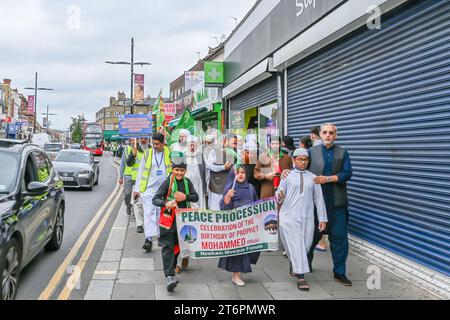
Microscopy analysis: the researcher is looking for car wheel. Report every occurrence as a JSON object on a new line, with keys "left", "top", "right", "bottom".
{"left": 1, "top": 238, "right": 21, "bottom": 300}
{"left": 94, "top": 169, "right": 99, "bottom": 185}
{"left": 45, "top": 206, "right": 64, "bottom": 251}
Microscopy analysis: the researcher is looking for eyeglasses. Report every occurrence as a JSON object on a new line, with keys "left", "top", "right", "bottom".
{"left": 322, "top": 131, "right": 335, "bottom": 135}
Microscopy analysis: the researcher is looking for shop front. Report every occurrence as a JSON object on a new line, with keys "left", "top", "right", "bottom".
{"left": 222, "top": 0, "right": 450, "bottom": 294}
{"left": 226, "top": 75, "right": 280, "bottom": 148}
{"left": 103, "top": 130, "right": 120, "bottom": 142}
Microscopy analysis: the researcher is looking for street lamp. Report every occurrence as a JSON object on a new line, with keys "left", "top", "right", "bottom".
{"left": 24, "top": 72, "right": 54, "bottom": 134}
{"left": 41, "top": 105, "right": 57, "bottom": 130}
{"left": 105, "top": 37, "right": 151, "bottom": 114}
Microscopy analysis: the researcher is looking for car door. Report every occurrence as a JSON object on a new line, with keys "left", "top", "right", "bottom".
{"left": 18, "top": 151, "right": 44, "bottom": 263}
{"left": 26, "top": 151, "right": 53, "bottom": 255}
{"left": 90, "top": 154, "right": 97, "bottom": 181}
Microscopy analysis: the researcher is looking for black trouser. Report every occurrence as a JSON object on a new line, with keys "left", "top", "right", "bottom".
{"left": 307, "top": 209, "right": 326, "bottom": 271}
{"left": 159, "top": 223, "right": 180, "bottom": 277}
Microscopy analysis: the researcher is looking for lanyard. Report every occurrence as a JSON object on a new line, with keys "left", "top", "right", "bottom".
{"left": 154, "top": 149, "right": 164, "bottom": 169}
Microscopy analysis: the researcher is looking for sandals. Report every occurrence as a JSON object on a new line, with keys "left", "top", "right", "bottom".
{"left": 297, "top": 279, "right": 310, "bottom": 291}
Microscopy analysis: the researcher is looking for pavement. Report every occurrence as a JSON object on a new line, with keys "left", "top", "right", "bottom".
{"left": 83, "top": 202, "right": 440, "bottom": 300}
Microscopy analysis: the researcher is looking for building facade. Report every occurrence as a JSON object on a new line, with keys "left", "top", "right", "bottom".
{"left": 222, "top": 0, "right": 450, "bottom": 296}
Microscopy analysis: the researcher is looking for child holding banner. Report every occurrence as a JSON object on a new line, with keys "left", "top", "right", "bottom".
{"left": 152, "top": 154, "right": 199, "bottom": 292}
{"left": 276, "top": 148, "right": 328, "bottom": 291}
{"left": 218, "top": 165, "right": 260, "bottom": 287}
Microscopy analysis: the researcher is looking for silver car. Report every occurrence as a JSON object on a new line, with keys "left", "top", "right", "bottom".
{"left": 53, "top": 150, "right": 99, "bottom": 190}
{"left": 43, "top": 142, "right": 66, "bottom": 161}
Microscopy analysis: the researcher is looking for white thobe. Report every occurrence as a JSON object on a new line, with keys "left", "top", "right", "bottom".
{"left": 276, "top": 169, "right": 328, "bottom": 275}
{"left": 185, "top": 152, "right": 206, "bottom": 210}
{"left": 171, "top": 142, "right": 188, "bottom": 154}
{"left": 206, "top": 149, "right": 227, "bottom": 210}
{"left": 135, "top": 150, "right": 167, "bottom": 239}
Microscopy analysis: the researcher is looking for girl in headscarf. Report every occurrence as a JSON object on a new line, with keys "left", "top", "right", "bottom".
{"left": 218, "top": 165, "right": 260, "bottom": 287}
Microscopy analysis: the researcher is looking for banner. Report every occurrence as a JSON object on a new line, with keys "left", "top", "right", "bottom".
{"left": 119, "top": 114, "right": 152, "bottom": 138}
{"left": 163, "top": 103, "right": 177, "bottom": 122}
{"left": 134, "top": 74, "right": 144, "bottom": 102}
{"left": 176, "top": 198, "right": 279, "bottom": 258}
{"left": 184, "top": 71, "right": 204, "bottom": 91}
{"left": 27, "top": 95, "right": 35, "bottom": 114}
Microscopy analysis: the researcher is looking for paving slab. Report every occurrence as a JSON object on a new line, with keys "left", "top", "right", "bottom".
{"left": 92, "top": 261, "right": 120, "bottom": 280}
{"left": 100, "top": 250, "right": 122, "bottom": 262}
{"left": 263, "top": 281, "right": 334, "bottom": 300}
{"left": 236, "top": 283, "right": 273, "bottom": 300}
{"left": 112, "top": 283, "right": 155, "bottom": 300}
{"left": 84, "top": 280, "right": 114, "bottom": 300}
{"left": 120, "top": 258, "right": 155, "bottom": 271}
{"left": 116, "top": 270, "right": 166, "bottom": 285}
{"left": 155, "top": 284, "right": 213, "bottom": 300}
{"left": 208, "top": 283, "right": 240, "bottom": 300}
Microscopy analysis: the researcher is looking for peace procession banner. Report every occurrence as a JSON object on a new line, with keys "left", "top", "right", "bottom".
{"left": 176, "top": 198, "right": 279, "bottom": 259}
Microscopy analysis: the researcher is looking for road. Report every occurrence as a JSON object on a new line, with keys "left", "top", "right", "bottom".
{"left": 16, "top": 153, "right": 122, "bottom": 300}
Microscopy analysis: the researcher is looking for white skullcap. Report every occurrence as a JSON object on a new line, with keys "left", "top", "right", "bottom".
{"left": 243, "top": 142, "right": 257, "bottom": 151}
{"left": 179, "top": 129, "right": 190, "bottom": 136}
{"left": 205, "top": 134, "right": 215, "bottom": 142}
{"left": 187, "top": 135, "right": 198, "bottom": 144}
{"left": 293, "top": 148, "right": 309, "bottom": 158}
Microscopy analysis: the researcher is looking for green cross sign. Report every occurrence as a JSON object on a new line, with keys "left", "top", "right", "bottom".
{"left": 204, "top": 61, "right": 224, "bottom": 87}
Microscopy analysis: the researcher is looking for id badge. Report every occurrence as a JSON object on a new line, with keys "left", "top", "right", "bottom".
{"left": 156, "top": 170, "right": 163, "bottom": 176}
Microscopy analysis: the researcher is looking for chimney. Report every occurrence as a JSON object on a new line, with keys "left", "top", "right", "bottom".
{"left": 3, "top": 79, "right": 11, "bottom": 86}
{"left": 109, "top": 96, "right": 116, "bottom": 106}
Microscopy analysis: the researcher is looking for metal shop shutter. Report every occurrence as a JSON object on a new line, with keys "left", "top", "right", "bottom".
{"left": 229, "top": 76, "right": 278, "bottom": 111}
{"left": 286, "top": 0, "right": 450, "bottom": 275}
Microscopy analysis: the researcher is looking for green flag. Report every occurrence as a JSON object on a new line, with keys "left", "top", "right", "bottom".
{"left": 171, "top": 109, "right": 195, "bottom": 144}
{"left": 152, "top": 89, "right": 162, "bottom": 114}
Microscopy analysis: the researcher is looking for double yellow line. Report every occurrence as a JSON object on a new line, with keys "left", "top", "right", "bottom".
{"left": 38, "top": 159, "right": 122, "bottom": 300}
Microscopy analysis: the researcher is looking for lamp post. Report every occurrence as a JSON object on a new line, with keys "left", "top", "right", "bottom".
{"left": 105, "top": 37, "right": 151, "bottom": 114}
{"left": 42, "top": 105, "right": 57, "bottom": 131}
{"left": 24, "top": 72, "right": 54, "bottom": 134}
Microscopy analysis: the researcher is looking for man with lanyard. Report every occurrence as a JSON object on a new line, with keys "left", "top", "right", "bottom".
{"left": 125, "top": 137, "right": 149, "bottom": 233}
{"left": 134, "top": 133, "right": 172, "bottom": 252}
{"left": 119, "top": 139, "right": 135, "bottom": 216}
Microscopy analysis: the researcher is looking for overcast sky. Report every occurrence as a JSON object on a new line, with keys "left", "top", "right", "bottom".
{"left": 0, "top": 0, "right": 255, "bottom": 130}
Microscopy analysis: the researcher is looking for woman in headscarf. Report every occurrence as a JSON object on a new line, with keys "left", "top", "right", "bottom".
{"left": 218, "top": 165, "right": 260, "bottom": 287}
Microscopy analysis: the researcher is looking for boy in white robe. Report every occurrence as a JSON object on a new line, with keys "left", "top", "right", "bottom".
{"left": 276, "top": 148, "right": 328, "bottom": 291}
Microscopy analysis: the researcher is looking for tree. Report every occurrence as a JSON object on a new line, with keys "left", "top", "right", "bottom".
{"left": 70, "top": 115, "right": 85, "bottom": 144}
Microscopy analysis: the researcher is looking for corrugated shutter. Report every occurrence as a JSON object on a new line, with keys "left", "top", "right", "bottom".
{"left": 229, "top": 76, "right": 278, "bottom": 111}
{"left": 287, "top": 0, "right": 450, "bottom": 276}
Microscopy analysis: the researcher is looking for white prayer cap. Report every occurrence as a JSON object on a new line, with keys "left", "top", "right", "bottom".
{"left": 293, "top": 148, "right": 309, "bottom": 158}
{"left": 243, "top": 142, "right": 257, "bottom": 151}
{"left": 187, "top": 135, "right": 198, "bottom": 144}
{"left": 180, "top": 129, "right": 190, "bottom": 137}
{"left": 205, "top": 134, "right": 215, "bottom": 142}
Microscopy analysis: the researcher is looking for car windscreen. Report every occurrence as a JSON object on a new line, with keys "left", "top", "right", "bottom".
{"left": 44, "top": 144, "right": 62, "bottom": 152}
{"left": 0, "top": 153, "right": 19, "bottom": 193}
{"left": 55, "top": 152, "right": 90, "bottom": 163}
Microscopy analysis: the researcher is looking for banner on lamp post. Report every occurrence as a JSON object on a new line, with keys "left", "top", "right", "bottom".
{"left": 134, "top": 74, "right": 144, "bottom": 102}
{"left": 27, "top": 96, "right": 35, "bottom": 114}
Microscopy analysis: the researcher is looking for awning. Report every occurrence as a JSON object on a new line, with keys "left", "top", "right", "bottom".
{"left": 103, "top": 130, "right": 120, "bottom": 140}
{"left": 168, "top": 107, "right": 209, "bottom": 127}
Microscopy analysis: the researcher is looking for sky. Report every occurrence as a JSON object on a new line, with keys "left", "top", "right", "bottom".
{"left": 0, "top": 0, "right": 256, "bottom": 130}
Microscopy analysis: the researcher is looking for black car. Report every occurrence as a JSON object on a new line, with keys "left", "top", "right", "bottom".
{"left": 53, "top": 150, "right": 99, "bottom": 190}
{"left": 0, "top": 139, "right": 65, "bottom": 300}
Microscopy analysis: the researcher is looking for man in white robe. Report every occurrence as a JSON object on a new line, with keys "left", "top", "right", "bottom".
{"left": 171, "top": 129, "right": 190, "bottom": 153}
{"left": 276, "top": 148, "right": 327, "bottom": 291}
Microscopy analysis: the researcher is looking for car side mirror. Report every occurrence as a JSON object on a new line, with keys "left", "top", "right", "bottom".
{"left": 24, "top": 181, "right": 48, "bottom": 196}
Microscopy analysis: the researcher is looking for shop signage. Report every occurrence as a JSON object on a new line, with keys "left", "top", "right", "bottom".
{"left": 224, "top": 0, "right": 345, "bottom": 83}
{"left": 230, "top": 110, "right": 244, "bottom": 129}
{"left": 185, "top": 71, "right": 204, "bottom": 91}
{"left": 205, "top": 62, "right": 224, "bottom": 87}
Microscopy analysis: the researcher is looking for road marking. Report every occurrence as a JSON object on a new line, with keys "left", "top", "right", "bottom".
{"left": 57, "top": 186, "right": 122, "bottom": 300}
{"left": 94, "top": 271, "right": 117, "bottom": 275}
{"left": 38, "top": 155, "right": 121, "bottom": 300}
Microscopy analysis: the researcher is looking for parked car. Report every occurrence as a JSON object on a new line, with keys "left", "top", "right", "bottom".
{"left": 52, "top": 150, "right": 99, "bottom": 190}
{"left": 0, "top": 139, "right": 65, "bottom": 300}
{"left": 43, "top": 142, "right": 66, "bottom": 161}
